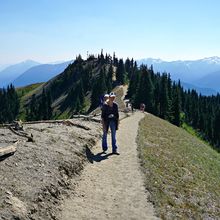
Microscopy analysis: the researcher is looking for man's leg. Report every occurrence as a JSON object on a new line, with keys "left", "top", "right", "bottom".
{"left": 102, "top": 130, "right": 108, "bottom": 151}
{"left": 110, "top": 121, "right": 117, "bottom": 153}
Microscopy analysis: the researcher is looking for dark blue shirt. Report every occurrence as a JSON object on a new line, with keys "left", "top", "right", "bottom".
{"left": 101, "top": 102, "right": 119, "bottom": 122}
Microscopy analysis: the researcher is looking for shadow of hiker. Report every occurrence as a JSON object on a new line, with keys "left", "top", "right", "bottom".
{"left": 85, "top": 146, "right": 113, "bottom": 163}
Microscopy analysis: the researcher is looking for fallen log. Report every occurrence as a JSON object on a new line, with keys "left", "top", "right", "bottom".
{"left": 0, "top": 123, "right": 13, "bottom": 128}
{"left": 23, "top": 120, "right": 91, "bottom": 130}
{"left": 0, "top": 143, "right": 17, "bottom": 158}
{"left": 23, "top": 120, "right": 59, "bottom": 124}
{"left": 8, "top": 126, "right": 34, "bottom": 142}
{"left": 0, "top": 120, "right": 24, "bottom": 129}
{"left": 61, "top": 120, "right": 91, "bottom": 130}
{"left": 71, "top": 115, "right": 101, "bottom": 123}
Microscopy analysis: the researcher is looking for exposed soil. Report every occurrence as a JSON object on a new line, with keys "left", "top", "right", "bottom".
{"left": 0, "top": 119, "right": 101, "bottom": 220}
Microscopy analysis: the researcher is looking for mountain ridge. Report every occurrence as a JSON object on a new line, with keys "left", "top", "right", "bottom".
{"left": 12, "top": 61, "right": 72, "bottom": 87}
{"left": 0, "top": 60, "right": 40, "bottom": 87}
{"left": 194, "top": 70, "right": 220, "bottom": 91}
{"left": 138, "top": 56, "right": 220, "bottom": 63}
{"left": 137, "top": 56, "right": 220, "bottom": 93}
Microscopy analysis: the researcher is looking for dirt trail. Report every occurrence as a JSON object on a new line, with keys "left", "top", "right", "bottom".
{"left": 61, "top": 111, "right": 159, "bottom": 220}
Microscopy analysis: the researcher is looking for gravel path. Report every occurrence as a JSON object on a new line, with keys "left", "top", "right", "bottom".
{"left": 61, "top": 111, "right": 159, "bottom": 220}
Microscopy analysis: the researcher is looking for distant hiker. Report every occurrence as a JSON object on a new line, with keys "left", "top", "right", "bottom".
{"left": 140, "top": 103, "right": 145, "bottom": 113}
{"left": 101, "top": 92, "right": 119, "bottom": 154}
{"left": 126, "top": 100, "right": 129, "bottom": 108}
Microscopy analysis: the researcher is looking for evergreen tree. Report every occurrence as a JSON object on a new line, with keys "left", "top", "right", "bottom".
{"left": 39, "top": 88, "right": 47, "bottom": 120}
{"left": 116, "top": 59, "right": 125, "bottom": 84}
{"left": 106, "top": 65, "right": 113, "bottom": 92}
{"left": 61, "top": 79, "right": 85, "bottom": 113}
{"left": 153, "top": 80, "right": 160, "bottom": 116}
{"left": 172, "top": 84, "right": 181, "bottom": 126}
{"left": 133, "top": 65, "right": 154, "bottom": 112}
{"left": 213, "top": 108, "right": 220, "bottom": 146}
{"left": 99, "top": 49, "right": 105, "bottom": 64}
{"left": 90, "top": 68, "right": 107, "bottom": 109}
{"left": 0, "top": 85, "right": 19, "bottom": 123}
{"left": 159, "top": 73, "right": 170, "bottom": 119}
{"left": 27, "top": 94, "right": 38, "bottom": 121}
{"left": 167, "top": 74, "right": 172, "bottom": 101}
{"left": 190, "top": 90, "right": 199, "bottom": 127}
{"left": 113, "top": 52, "right": 118, "bottom": 66}
{"left": 46, "top": 90, "right": 52, "bottom": 119}
{"left": 125, "top": 58, "right": 132, "bottom": 79}
{"left": 127, "top": 62, "right": 138, "bottom": 99}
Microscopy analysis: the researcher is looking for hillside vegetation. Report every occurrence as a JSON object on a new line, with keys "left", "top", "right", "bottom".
{"left": 16, "top": 83, "right": 44, "bottom": 99}
{"left": 16, "top": 83, "right": 44, "bottom": 120}
{"left": 137, "top": 113, "right": 220, "bottom": 219}
{"left": 20, "top": 53, "right": 124, "bottom": 120}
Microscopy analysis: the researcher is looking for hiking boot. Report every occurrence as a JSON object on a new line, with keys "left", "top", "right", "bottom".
{"left": 112, "top": 150, "right": 120, "bottom": 155}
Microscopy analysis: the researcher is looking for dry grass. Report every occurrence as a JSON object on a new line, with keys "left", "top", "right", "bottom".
{"left": 137, "top": 113, "right": 220, "bottom": 220}
{"left": 17, "top": 83, "right": 45, "bottom": 120}
{"left": 16, "top": 83, "right": 44, "bottom": 99}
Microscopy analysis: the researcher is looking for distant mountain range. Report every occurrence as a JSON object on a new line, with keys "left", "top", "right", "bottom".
{"left": 0, "top": 60, "right": 72, "bottom": 88}
{"left": 0, "top": 60, "right": 40, "bottom": 87}
{"left": 12, "top": 61, "right": 72, "bottom": 87}
{"left": 181, "top": 82, "right": 218, "bottom": 96}
{"left": 195, "top": 70, "right": 220, "bottom": 92}
{"left": 0, "top": 64, "right": 11, "bottom": 72}
{"left": 137, "top": 56, "right": 220, "bottom": 94}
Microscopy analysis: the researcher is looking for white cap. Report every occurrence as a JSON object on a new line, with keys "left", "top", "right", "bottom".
{"left": 109, "top": 92, "right": 116, "bottom": 97}
{"left": 104, "top": 94, "right": 109, "bottom": 98}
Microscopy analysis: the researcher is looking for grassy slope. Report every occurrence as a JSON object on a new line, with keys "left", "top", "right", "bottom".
{"left": 16, "top": 83, "right": 44, "bottom": 120}
{"left": 137, "top": 113, "right": 220, "bottom": 219}
{"left": 16, "top": 82, "right": 44, "bottom": 99}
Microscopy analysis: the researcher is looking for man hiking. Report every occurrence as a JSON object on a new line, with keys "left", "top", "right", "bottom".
{"left": 101, "top": 92, "right": 119, "bottom": 154}
{"left": 100, "top": 94, "right": 109, "bottom": 109}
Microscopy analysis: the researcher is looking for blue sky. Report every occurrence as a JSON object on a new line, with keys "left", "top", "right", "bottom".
{"left": 0, "top": 0, "right": 220, "bottom": 64}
